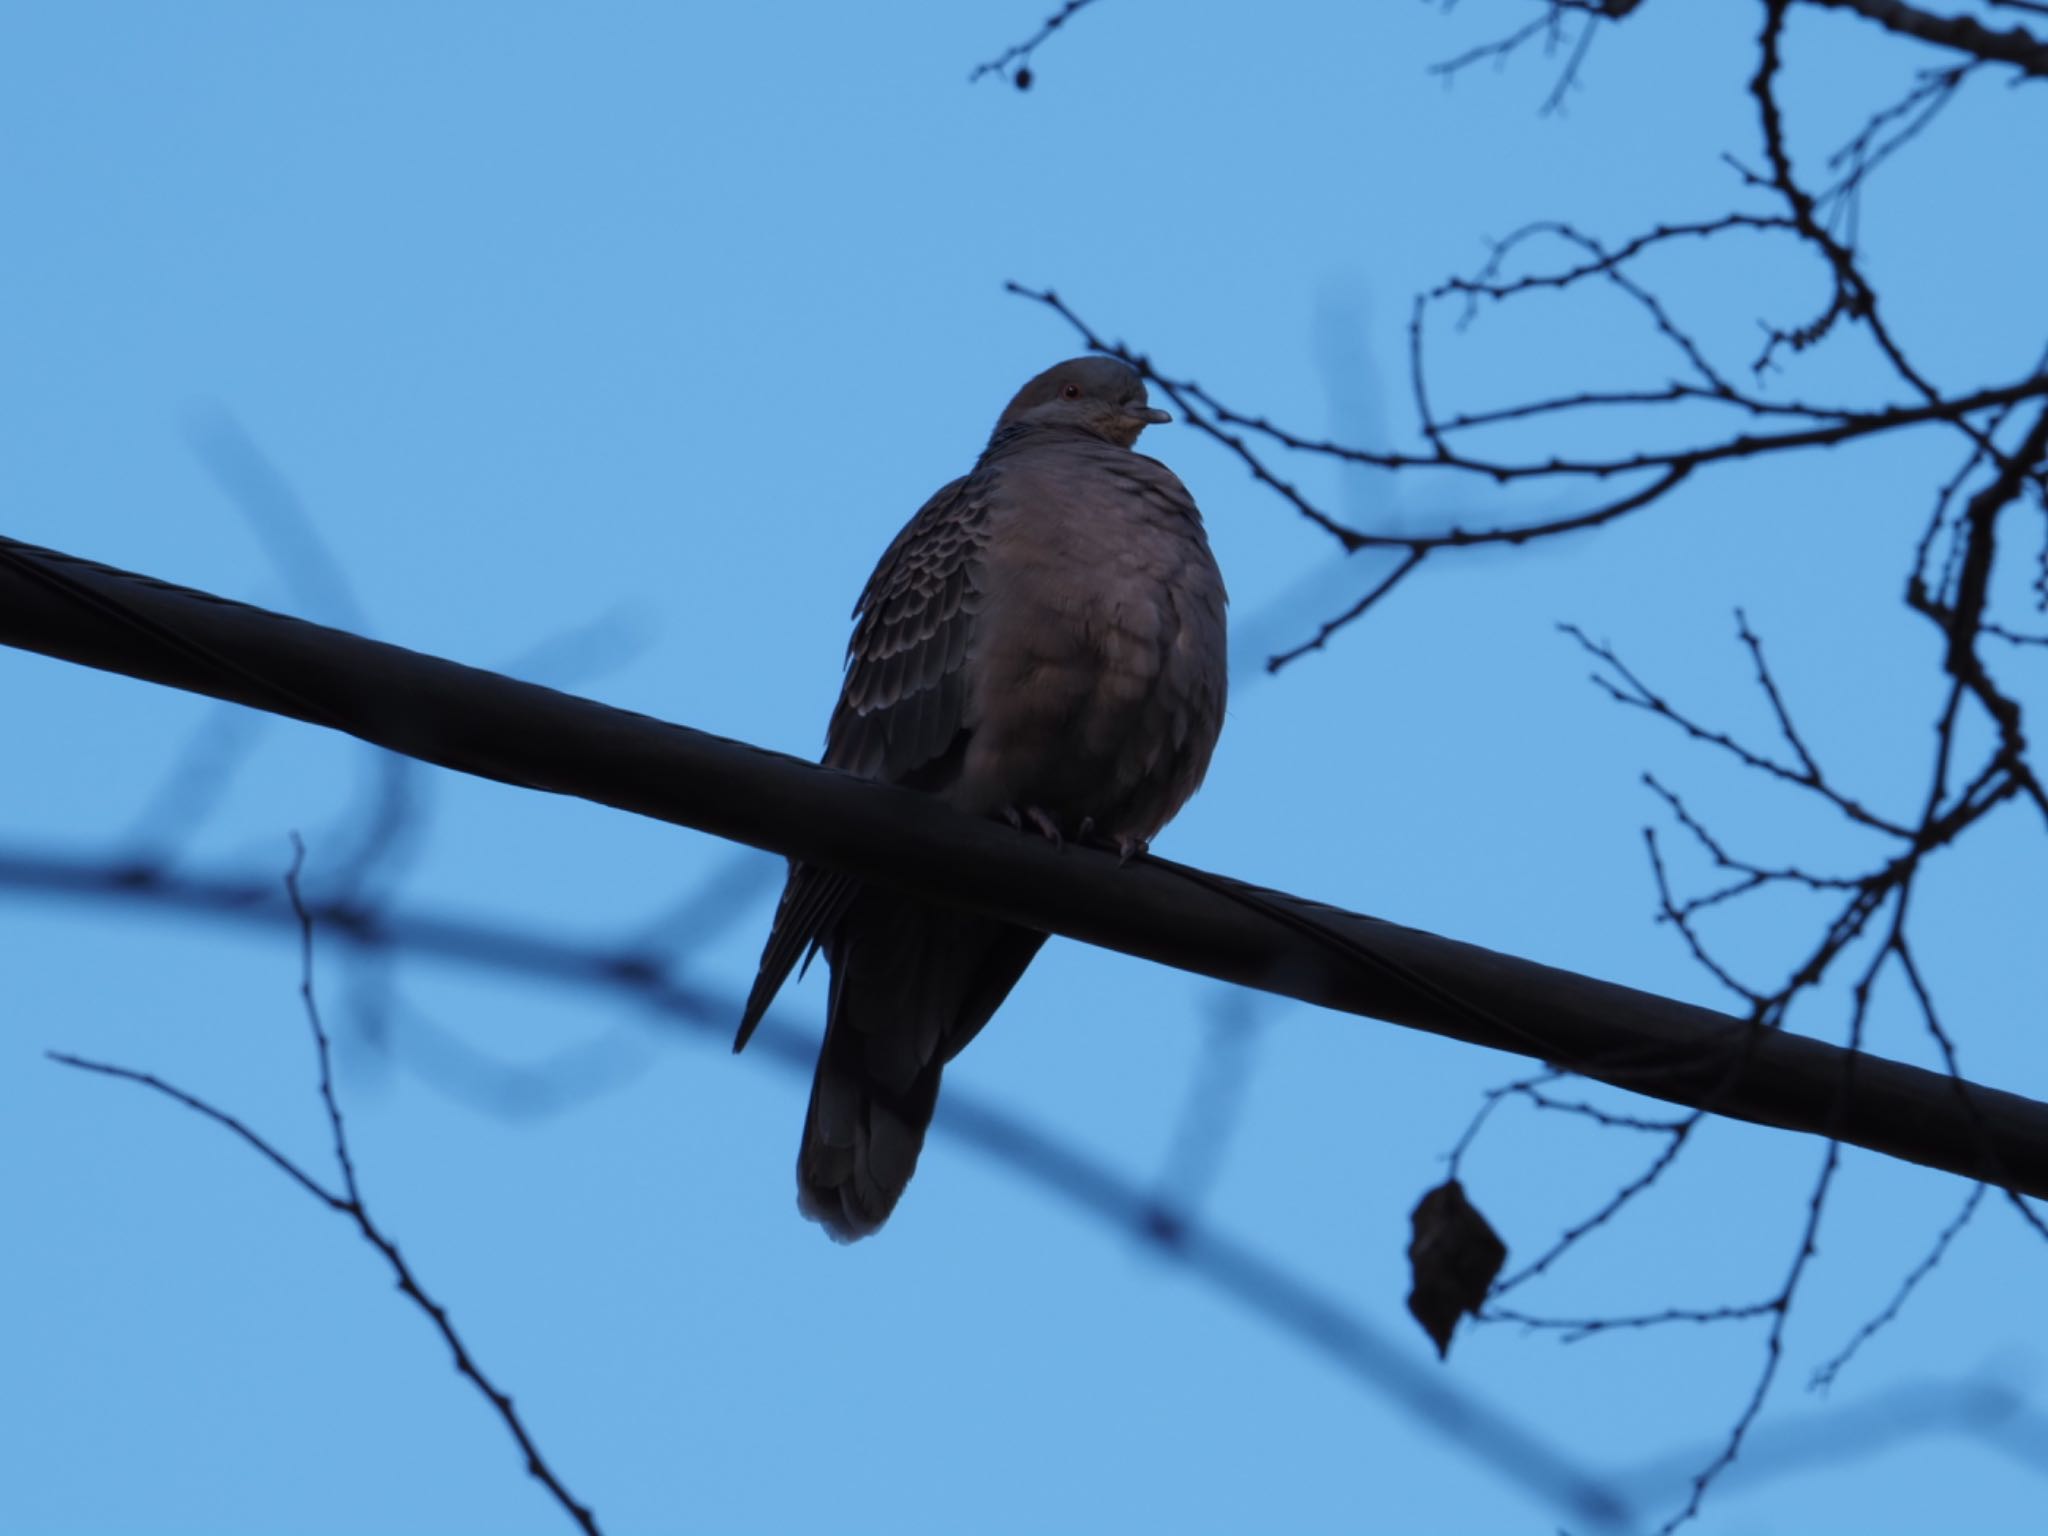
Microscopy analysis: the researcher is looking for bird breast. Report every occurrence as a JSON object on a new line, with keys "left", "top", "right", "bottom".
{"left": 951, "top": 442, "right": 1227, "bottom": 840}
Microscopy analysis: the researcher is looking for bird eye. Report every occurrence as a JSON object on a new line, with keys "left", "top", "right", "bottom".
{"left": 1060, "top": 383, "right": 1082, "bottom": 400}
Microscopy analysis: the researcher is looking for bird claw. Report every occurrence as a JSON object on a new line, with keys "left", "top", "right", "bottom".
{"left": 1003, "top": 809, "right": 1144, "bottom": 863}
{"left": 1074, "top": 815, "right": 1148, "bottom": 864}
{"left": 1004, "top": 804, "right": 1066, "bottom": 850}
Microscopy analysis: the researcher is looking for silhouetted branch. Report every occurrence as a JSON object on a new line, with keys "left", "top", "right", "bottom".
{"left": 1431, "top": 0, "right": 1643, "bottom": 111}
{"left": 1013, "top": 284, "right": 2048, "bottom": 503}
{"left": 14, "top": 840, "right": 1632, "bottom": 1530}
{"left": 1611, "top": 1368, "right": 2048, "bottom": 1503}
{"left": 1006, "top": 283, "right": 2047, "bottom": 672}
{"left": 49, "top": 840, "right": 600, "bottom": 1536}
{"left": 1490, "top": 1115, "right": 1700, "bottom": 1298}
{"left": 1811, "top": 1181, "right": 1986, "bottom": 1392}
{"left": 1803, "top": 0, "right": 2048, "bottom": 75}
{"left": 1563, "top": 620, "right": 1909, "bottom": 836}
{"left": 990, "top": 4, "right": 2048, "bottom": 1529}
{"left": 1264, "top": 550, "right": 1427, "bottom": 672}
{"left": 1818, "top": 61, "right": 1977, "bottom": 233}
{"left": 969, "top": 0, "right": 1104, "bottom": 88}
{"left": 1539, "top": 496, "right": 2042, "bottom": 1528}
{"left": 1466, "top": 498, "right": 2039, "bottom": 1530}
{"left": 1447, "top": 1071, "right": 1690, "bottom": 1177}
{"left": 1491, "top": 1298, "right": 1778, "bottom": 1342}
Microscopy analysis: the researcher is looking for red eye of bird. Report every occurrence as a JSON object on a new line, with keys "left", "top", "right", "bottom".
{"left": 1061, "top": 383, "right": 1081, "bottom": 399}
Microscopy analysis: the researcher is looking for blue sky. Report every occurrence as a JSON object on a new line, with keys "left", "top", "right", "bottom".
{"left": 4, "top": 3, "right": 2046, "bottom": 1532}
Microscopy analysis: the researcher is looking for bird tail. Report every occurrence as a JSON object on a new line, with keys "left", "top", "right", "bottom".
{"left": 797, "top": 893, "right": 1045, "bottom": 1242}
{"left": 797, "top": 987, "right": 944, "bottom": 1242}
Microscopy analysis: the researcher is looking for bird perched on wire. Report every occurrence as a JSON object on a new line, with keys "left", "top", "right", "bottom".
{"left": 735, "top": 355, "right": 1228, "bottom": 1241}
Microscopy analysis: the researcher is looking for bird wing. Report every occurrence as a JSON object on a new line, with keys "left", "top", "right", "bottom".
{"left": 734, "top": 474, "right": 989, "bottom": 1050}
{"left": 825, "top": 474, "right": 986, "bottom": 783}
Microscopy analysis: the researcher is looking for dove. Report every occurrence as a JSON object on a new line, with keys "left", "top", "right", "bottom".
{"left": 735, "top": 355, "right": 1228, "bottom": 1240}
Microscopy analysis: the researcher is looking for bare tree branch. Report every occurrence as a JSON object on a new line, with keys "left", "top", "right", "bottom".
{"left": 1802, "top": 0, "right": 2048, "bottom": 75}
{"left": 49, "top": 839, "right": 600, "bottom": 1536}
{"left": 1809, "top": 1181, "right": 1986, "bottom": 1392}
{"left": 979, "top": 4, "right": 2048, "bottom": 1528}
{"left": 17, "top": 841, "right": 1635, "bottom": 1531}
{"left": 969, "top": 0, "right": 1105, "bottom": 87}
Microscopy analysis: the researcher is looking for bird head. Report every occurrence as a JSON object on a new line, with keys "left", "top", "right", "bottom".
{"left": 993, "top": 355, "right": 1173, "bottom": 449}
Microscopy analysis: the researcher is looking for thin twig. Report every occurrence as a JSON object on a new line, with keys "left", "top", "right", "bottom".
{"left": 968, "top": 0, "right": 1104, "bottom": 86}
{"left": 49, "top": 840, "right": 602, "bottom": 1536}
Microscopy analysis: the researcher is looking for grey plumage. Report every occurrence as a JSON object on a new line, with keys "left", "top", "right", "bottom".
{"left": 736, "top": 355, "right": 1228, "bottom": 1241}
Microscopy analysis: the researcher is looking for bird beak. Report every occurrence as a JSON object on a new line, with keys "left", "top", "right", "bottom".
{"left": 1127, "top": 405, "right": 1173, "bottom": 426}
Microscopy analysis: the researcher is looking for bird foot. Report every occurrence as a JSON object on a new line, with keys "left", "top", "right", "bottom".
{"left": 1075, "top": 817, "right": 1147, "bottom": 865}
{"left": 1003, "top": 804, "right": 1066, "bottom": 850}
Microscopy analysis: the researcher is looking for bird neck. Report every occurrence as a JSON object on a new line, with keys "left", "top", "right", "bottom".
{"left": 981, "top": 421, "right": 1127, "bottom": 459}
